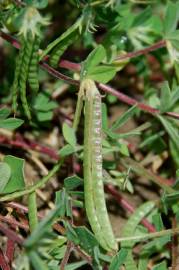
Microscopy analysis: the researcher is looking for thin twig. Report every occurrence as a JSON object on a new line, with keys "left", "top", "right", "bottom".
{"left": 60, "top": 241, "right": 73, "bottom": 270}
{"left": 115, "top": 40, "right": 166, "bottom": 61}
{"left": 171, "top": 217, "right": 179, "bottom": 270}
{"left": 0, "top": 248, "right": 10, "bottom": 270}
{"left": 5, "top": 239, "right": 15, "bottom": 266}
{"left": 0, "top": 215, "right": 28, "bottom": 230}
{"left": 116, "top": 227, "right": 179, "bottom": 243}
{"left": 0, "top": 223, "right": 24, "bottom": 245}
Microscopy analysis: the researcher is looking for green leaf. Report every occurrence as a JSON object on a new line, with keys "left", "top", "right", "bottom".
{"left": 40, "top": 16, "right": 82, "bottom": 59}
{"left": 109, "top": 248, "right": 128, "bottom": 270}
{"left": 105, "top": 129, "right": 140, "bottom": 140}
{"left": 0, "top": 118, "right": 24, "bottom": 130}
{"left": 110, "top": 105, "right": 138, "bottom": 131}
{"left": 24, "top": 0, "right": 48, "bottom": 9}
{"left": 87, "top": 65, "right": 116, "bottom": 84}
{"left": 28, "top": 251, "right": 49, "bottom": 270}
{"left": 62, "top": 123, "right": 76, "bottom": 147}
{"left": 0, "top": 162, "right": 11, "bottom": 193}
{"left": 139, "top": 131, "right": 165, "bottom": 149}
{"left": 64, "top": 175, "right": 83, "bottom": 191}
{"left": 55, "top": 188, "right": 71, "bottom": 217}
{"left": 59, "top": 144, "right": 76, "bottom": 157}
{"left": 0, "top": 107, "right": 10, "bottom": 120}
{"left": 84, "top": 45, "right": 106, "bottom": 70}
{"left": 64, "top": 261, "right": 86, "bottom": 270}
{"left": 25, "top": 204, "right": 63, "bottom": 248}
{"left": 74, "top": 226, "right": 99, "bottom": 256}
{"left": 163, "top": 2, "right": 179, "bottom": 35}
{"left": 2, "top": 155, "right": 25, "bottom": 194}
{"left": 160, "top": 81, "right": 171, "bottom": 113}
{"left": 166, "top": 30, "right": 179, "bottom": 50}
{"left": 37, "top": 111, "right": 53, "bottom": 122}
{"left": 153, "top": 213, "right": 164, "bottom": 231}
{"left": 157, "top": 116, "right": 179, "bottom": 149}
{"left": 132, "top": 6, "right": 152, "bottom": 27}
{"left": 152, "top": 261, "right": 167, "bottom": 270}
{"left": 65, "top": 222, "right": 79, "bottom": 244}
{"left": 33, "top": 92, "right": 57, "bottom": 122}
{"left": 34, "top": 93, "right": 57, "bottom": 112}
{"left": 102, "top": 103, "right": 108, "bottom": 131}
{"left": 169, "top": 139, "right": 179, "bottom": 169}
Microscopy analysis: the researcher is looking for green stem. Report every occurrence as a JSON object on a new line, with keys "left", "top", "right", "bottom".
{"left": 73, "top": 86, "right": 84, "bottom": 131}
{"left": 0, "top": 160, "right": 63, "bottom": 202}
{"left": 121, "top": 157, "right": 174, "bottom": 194}
{"left": 117, "top": 227, "right": 179, "bottom": 243}
{"left": 28, "top": 191, "right": 38, "bottom": 232}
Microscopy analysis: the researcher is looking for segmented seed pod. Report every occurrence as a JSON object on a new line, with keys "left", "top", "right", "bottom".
{"left": 28, "top": 36, "right": 41, "bottom": 93}
{"left": 49, "top": 32, "right": 78, "bottom": 68}
{"left": 83, "top": 79, "right": 118, "bottom": 251}
{"left": 19, "top": 35, "right": 34, "bottom": 120}
{"left": 12, "top": 40, "right": 25, "bottom": 115}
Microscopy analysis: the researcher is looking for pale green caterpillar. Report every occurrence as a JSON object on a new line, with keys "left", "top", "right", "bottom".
{"left": 82, "top": 79, "right": 118, "bottom": 252}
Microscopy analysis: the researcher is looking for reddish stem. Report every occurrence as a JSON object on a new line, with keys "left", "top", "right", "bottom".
{"left": 0, "top": 223, "right": 24, "bottom": 245}
{"left": 0, "top": 134, "right": 59, "bottom": 160}
{"left": 0, "top": 215, "right": 29, "bottom": 230}
{"left": 60, "top": 241, "right": 73, "bottom": 270}
{"left": 0, "top": 248, "right": 10, "bottom": 270}
{"left": 115, "top": 40, "right": 166, "bottom": 61}
{"left": 5, "top": 240, "right": 15, "bottom": 266}
{"left": 1, "top": 31, "right": 179, "bottom": 120}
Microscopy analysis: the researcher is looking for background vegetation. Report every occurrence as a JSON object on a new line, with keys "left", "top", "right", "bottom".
{"left": 1, "top": 0, "right": 179, "bottom": 269}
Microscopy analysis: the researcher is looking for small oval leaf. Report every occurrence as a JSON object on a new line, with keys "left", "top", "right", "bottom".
{"left": 0, "top": 162, "right": 11, "bottom": 192}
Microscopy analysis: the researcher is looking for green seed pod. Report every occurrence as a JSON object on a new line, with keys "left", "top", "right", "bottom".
{"left": 49, "top": 32, "right": 78, "bottom": 68}
{"left": 12, "top": 39, "right": 25, "bottom": 115}
{"left": 28, "top": 36, "right": 41, "bottom": 93}
{"left": 19, "top": 35, "right": 34, "bottom": 119}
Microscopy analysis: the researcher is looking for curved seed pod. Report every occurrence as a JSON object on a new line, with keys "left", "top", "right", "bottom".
{"left": 49, "top": 32, "right": 78, "bottom": 68}
{"left": 83, "top": 79, "right": 117, "bottom": 251}
{"left": 19, "top": 35, "right": 34, "bottom": 120}
{"left": 121, "top": 201, "right": 155, "bottom": 270}
{"left": 28, "top": 36, "right": 41, "bottom": 93}
{"left": 12, "top": 40, "right": 25, "bottom": 115}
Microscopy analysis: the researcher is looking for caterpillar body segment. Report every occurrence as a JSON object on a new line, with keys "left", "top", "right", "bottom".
{"left": 91, "top": 90, "right": 118, "bottom": 251}
{"left": 83, "top": 79, "right": 118, "bottom": 252}
{"left": 84, "top": 93, "right": 108, "bottom": 250}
